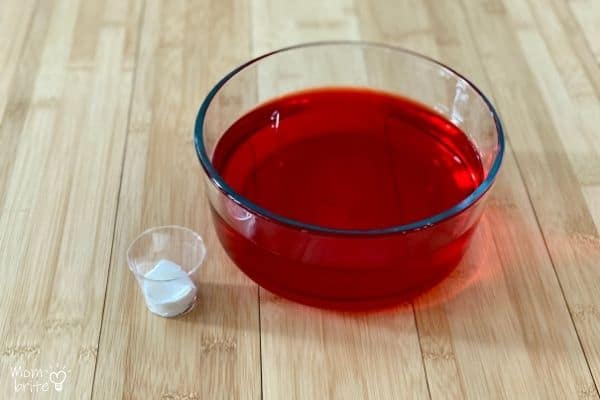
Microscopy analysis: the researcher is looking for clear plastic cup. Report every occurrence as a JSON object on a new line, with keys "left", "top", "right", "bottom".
{"left": 127, "top": 226, "right": 206, "bottom": 317}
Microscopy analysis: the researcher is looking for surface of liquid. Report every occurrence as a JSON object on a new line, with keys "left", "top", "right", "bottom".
{"left": 213, "top": 88, "right": 483, "bottom": 230}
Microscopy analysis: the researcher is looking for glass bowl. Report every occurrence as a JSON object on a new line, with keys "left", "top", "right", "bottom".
{"left": 194, "top": 41, "right": 504, "bottom": 309}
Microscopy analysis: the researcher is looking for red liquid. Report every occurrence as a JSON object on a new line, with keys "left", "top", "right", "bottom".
{"left": 211, "top": 88, "right": 485, "bottom": 308}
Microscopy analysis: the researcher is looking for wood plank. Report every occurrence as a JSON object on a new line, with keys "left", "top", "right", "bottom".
{"left": 583, "top": 187, "right": 600, "bottom": 230}
{"left": 566, "top": 0, "right": 600, "bottom": 65}
{"left": 252, "top": 1, "right": 430, "bottom": 399}
{"left": 0, "top": 0, "right": 46, "bottom": 209}
{"left": 0, "top": 0, "right": 141, "bottom": 398}
{"left": 92, "top": 0, "right": 262, "bottom": 398}
{"left": 513, "top": 0, "right": 600, "bottom": 186}
{"left": 357, "top": 0, "right": 599, "bottom": 398}
{"left": 544, "top": 0, "right": 600, "bottom": 95}
{"left": 440, "top": 0, "right": 599, "bottom": 396}
{"left": 0, "top": 0, "right": 37, "bottom": 122}
{"left": 459, "top": 0, "right": 600, "bottom": 390}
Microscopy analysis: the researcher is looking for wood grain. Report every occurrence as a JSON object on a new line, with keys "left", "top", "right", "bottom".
{"left": 1, "top": 0, "right": 600, "bottom": 398}
{"left": 0, "top": 0, "right": 141, "bottom": 398}
{"left": 463, "top": 0, "right": 600, "bottom": 392}
{"left": 566, "top": 0, "right": 600, "bottom": 65}
{"left": 92, "top": 0, "right": 261, "bottom": 399}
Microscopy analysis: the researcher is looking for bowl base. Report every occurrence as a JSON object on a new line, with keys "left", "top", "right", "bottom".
{"left": 249, "top": 264, "right": 459, "bottom": 311}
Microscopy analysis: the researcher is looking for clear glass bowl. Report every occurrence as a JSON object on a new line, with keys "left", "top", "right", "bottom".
{"left": 194, "top": 42, "right": 504, "bottom": 309}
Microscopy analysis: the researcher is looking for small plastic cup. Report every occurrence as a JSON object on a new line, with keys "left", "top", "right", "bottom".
{"left": 127, "top": 226, "right": 206, "bottom": 317}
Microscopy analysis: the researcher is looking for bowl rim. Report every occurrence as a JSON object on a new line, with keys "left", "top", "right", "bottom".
{"left": 194, "top": 41, "right": 505, "bottom": 236}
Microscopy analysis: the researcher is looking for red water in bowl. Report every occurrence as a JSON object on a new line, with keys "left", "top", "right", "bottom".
{"left": 211, "top": 88, "right": 484, "bottom": 308}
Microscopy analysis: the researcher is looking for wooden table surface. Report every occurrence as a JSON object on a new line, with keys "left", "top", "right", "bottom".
{"left": 2, "top": 0, "right": 600, "bottom": 398}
